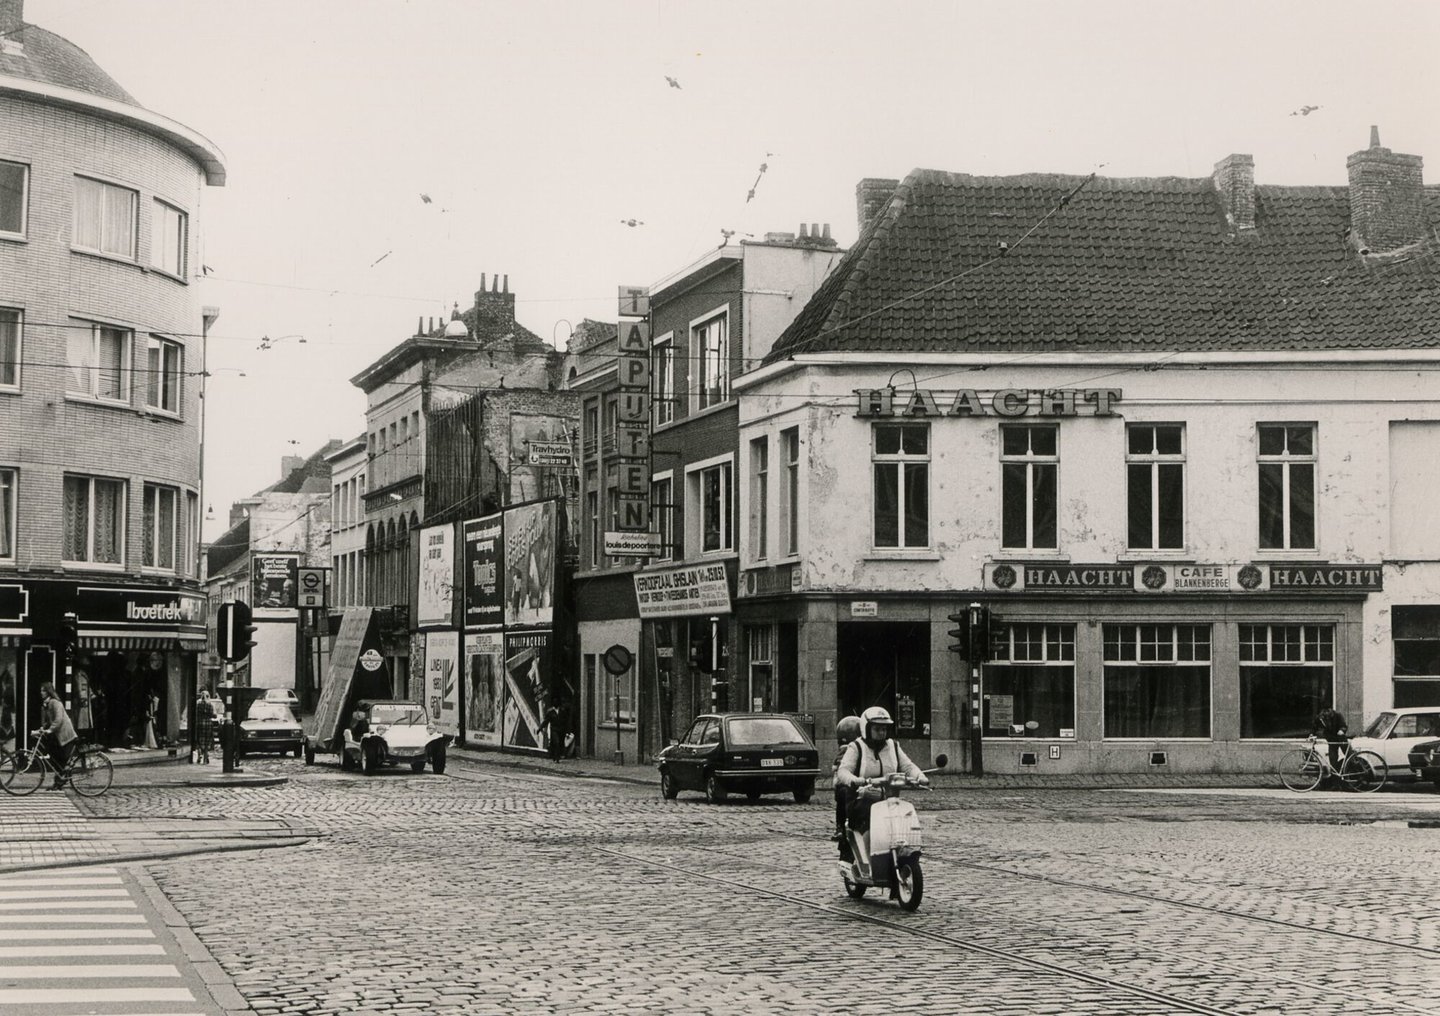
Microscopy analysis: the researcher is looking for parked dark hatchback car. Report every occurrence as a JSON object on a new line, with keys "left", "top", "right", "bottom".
{"left": 1407, "top": 738, "right": 1440, "bottom": 788}
{"left": 657, "top": 713, "right": 820, "bottom": 804}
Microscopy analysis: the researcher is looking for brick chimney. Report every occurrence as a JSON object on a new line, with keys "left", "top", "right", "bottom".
{"left": 1212, "top": 153, "right": 1255, "bottom": 231}
{"left": 856, "top": 178, "right": 900, "bottom": 235}
{"left": 0, "top": 0, "right": 24, "bottom": 52}
{"left": 1347, "top": 126, "right": 1427, "bottom": 255}
{"left": 280, "top": 455, "right": 304, "bottom": 480}
{"left": 469, "top": 272, "right": 516, "bottom": 342}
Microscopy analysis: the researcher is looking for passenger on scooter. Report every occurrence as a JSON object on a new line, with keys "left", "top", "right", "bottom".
{"left": 834, "top": 706, "right": 927, "bottom": 848}
{"left": 831, "top": 714, "right": 862, "bottom": 843}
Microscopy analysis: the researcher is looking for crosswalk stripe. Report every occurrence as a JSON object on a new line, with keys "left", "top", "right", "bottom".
{"left": 0, "top": 887, "right": 130, "bottom": 899}
{"left": 0, "top": 988, "right": 196, "bottom": 1004}
{"left": 9, "top": 928, "right": 155, "bottom": 939}
{"left": 0, "top": 943, "right": 166, "bottom": 957}
{"left": 0, "top": 913, "right": 146, "bottom": 923}
{"left": 1, "top": 963, "right": 180, "bottom": 979}
{"left": 0, "top": 899, "right": 137, "bottom": 909}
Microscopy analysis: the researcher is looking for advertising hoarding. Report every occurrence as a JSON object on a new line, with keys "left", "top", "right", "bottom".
{"left": 424, "top": 630, "right": 460, "bottom": 737}
{"left": 503, "top": 630, "right": 551, "bottom": 754}
{"left": 462, "top": 515, "right": 504, "bottom": 628}
{"left": 417, "top": 524, "right": 455, "bottom": 629}
{"left": 252, "top": 554, "right": 299, "bottom": 610}
{"left": 463, "top": 631, "right": 504, "bottom": 746}
{"left": 633, "top": 561, "right": 732, "bottom": 619}
{"left": 503, "top": 501, "right": 556, "bottom": 629}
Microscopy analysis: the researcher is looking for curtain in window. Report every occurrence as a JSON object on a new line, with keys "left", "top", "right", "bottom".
{"left": 1104, "top": 665, "right": 1210, "bottom": 737}
{"left": 0, "top": 161, "right": 23, "bottom": 233}
{"left": 0, "top": 473, "right": 11, "bottom": 558}
{"left": 97, "top": 329, "right": 124, "bottom": 400}
{"left": 74, "top": 177, "right": 103, "bottom": 250}
{"left": 0, "top": 310, "right": 17, "bottom": 387}
{"left": 143, "top": 487, "right": 155, "bottom": 566}
{"left": 1240, "top": 666, "right": 1331, "bottom": 738}
{"left": 104, "top": 186, "right": 133, "bottom": 256}
{"left": 67, "top": 329, "right": 93, "bottom": 393}
{"left": 63, "top": 477, "right": 89, "bottom": 560}
{"left": 92, "top": 479, "right": 122, "bottom": 563}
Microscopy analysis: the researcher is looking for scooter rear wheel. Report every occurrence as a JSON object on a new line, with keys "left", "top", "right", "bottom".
{"left": 843, "top": 875, "right": 866, "bottom": 899}
{"left": 895, "top": 859, "right": 923, "bottom": 911}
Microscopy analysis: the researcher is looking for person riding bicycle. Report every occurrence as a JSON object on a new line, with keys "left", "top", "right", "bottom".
{"left": 1312, "top": 707, "right": 1349, "bottom": 783}
{"left": 834, "top": 706, "right": 927, "bottom": 849}
{"left": 37, "top": 682, "right": 78, "bottom": 790}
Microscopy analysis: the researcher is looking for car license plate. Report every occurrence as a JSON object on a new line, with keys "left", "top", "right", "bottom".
{"left": 761, "top": 758, "right": 784, "bottom": 767}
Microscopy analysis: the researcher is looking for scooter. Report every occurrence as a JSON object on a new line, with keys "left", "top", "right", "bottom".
{"left": 837, "top": 753, "right": 947, "bottom": 912}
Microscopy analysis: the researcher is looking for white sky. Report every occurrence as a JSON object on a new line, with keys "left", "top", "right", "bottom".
{"left": 28, "top": 0, "right": 1440, "bottom": 538}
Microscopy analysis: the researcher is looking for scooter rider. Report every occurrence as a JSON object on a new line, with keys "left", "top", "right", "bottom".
{"left": 831, "top": 714, "right": 862, "bottom": 844}
{"left": 834, "top": 706, "right": 927, "bottom": 845}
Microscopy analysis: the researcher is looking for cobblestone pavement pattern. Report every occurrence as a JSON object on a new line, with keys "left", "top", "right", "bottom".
{"left": 24, "top": 753, "right": 1440, "bottom": 1015}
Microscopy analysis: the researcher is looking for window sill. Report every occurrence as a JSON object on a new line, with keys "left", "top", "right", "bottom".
{"left": 994, "top": 550, "right": 1069, "bottom": 561}
{"left": 66, "top": 393, "right": 132, "bottom": 410}
{"left": 0, "top": 232, "right": 27, "bottom": 245}
{"left": 62, "top": 561, "right": 125, "bottom": 572}
{"left": 1255, "top": 549, "right": 1323, "bottom": 559}
{"left": 1116, "top": 550, "right": 1192, "bottom": 561}
{"left": 139, "top": 407, "right": 183, "bottom": 422}
{"left": 72, "top": 247, "right": 140, "bottom": 269}
{"left": 0, "top": 386, "right": 19, "bottom": 396}
{"left": 148, "top": 267, "right": 188, "bottom": 285}
{"left": 864, "top": 550, "right": 941, "bottom": 561}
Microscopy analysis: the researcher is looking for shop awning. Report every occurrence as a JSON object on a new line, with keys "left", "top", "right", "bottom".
{"left": 79, "top": 630, "right": 207, "bottom": 652}
{"left": 0, "top": 630, "right": 31, "bottom": 647}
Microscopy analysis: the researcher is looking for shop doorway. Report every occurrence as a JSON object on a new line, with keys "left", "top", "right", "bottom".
{"left": 22, "top": 645, "right": 56, "bottom": 742}
{"left": 836, "top": 622, "right": 931, "bottom": 739}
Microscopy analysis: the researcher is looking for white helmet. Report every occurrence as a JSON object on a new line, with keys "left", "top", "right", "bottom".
{"left": 861, "top": 706, "right": 893, "bottom": 746}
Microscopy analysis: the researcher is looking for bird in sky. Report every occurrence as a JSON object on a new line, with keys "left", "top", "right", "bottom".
{"left": 1290, "top": 104, "right": 1322, "bottom": 117}
{"left": 420, "top": 193, "right": 432, "bottom": 203}
{"left": 665, "top": 75, "right": 681, "bottom": 89}
{"left": 620, "top": 218, "right": 645, "bottom": 227}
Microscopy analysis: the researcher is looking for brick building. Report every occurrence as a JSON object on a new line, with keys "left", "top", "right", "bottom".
{"left": 0, "top": 0, "right": 225, "bottom": 749}
{"left": 735, "top": 130, "right": 1440, "bottom": 774}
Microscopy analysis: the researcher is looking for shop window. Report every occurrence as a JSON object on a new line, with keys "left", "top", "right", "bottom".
{"left": 1001, "top": 424, "right": 1057, "bottom": 550}
{"left": 781, "top": 427, "right": 800, "bottom": 556}
{"left": 63, "top": 474, "right": 125, "bottom": 565}
{"left": 1103, "top": 624, "right": 1211, "bottom": 738}
{"left": 151, "top": 199, "right": 187, "bottom": 277}
{"left": 1126, "top": 424, "right": 1184, "bottom": 550}
{"left": 1239, "top": 624, "right": 1334, "bottom": 738}
{"left": 142, "top": 483, "right": 179, "bottom": 571}
{"left": 1258, "top": 423, "right": 1316, "bottom": 550}
{"left": 746, "top": 625, "right": 773, "bottom": 712}
{"left": 653, "top": 333, "right": 675, "bottom": 425}
{"left": 1393, "top": 606, "right": 1440, "bottom": 707}
{"left": 692, "top": 310, "right": 729, "bottom": 410}
{"left": 145, "top": 336, "right": 183, "bottom": 414}
{"left": 749, "top": 436, "right": 768, "bottom": 560}
{"left": 0, "top": 468, "right": 13, "bottom": 560}
{"left": 985, "top": 624, "right": 1076, "bottom": 738}
{"left": 0, "top": 307, "right": 19, "bottom": 388}
{"left": 68, "top": 323, "right": 130, "bottom": 402}
{"left": 873, "top": 423, "right": 928, "bottom": 548}
{"left": 73, "top": 175, "right": 137, "bottom": 259}
{"left": 0, "top": 159, "right": 27, "bottom": 238}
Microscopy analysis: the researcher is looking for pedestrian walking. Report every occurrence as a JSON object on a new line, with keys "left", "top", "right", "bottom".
{"left": 37, "top": 682, "right": 78, "bottom": 790}
{"left": 194, "top": 690, "right": 215, "bottom": 764}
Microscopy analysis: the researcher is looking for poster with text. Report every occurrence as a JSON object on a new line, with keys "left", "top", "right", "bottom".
{"left": 417, "top": 524, "right": 454, "bottom": 629}
{"left": 462, "top": 515, "right": 504, "bottom": 628}
{"left": 251, "top": 554, "right": 298, "bottom": 610}
{"left": 424, "top": 630, "right": 460, "bottom": 737}
{"left": 509, "top": 413, "right": 573, "bottom": 504}
{"left": 503, "top": 501, "right": 556, "bottom": 629}
{"left": 503, "top": 630, "right": 551, "bottom": 754}
{"left": 463, "top": 630, "right": 504, "bottom": 746}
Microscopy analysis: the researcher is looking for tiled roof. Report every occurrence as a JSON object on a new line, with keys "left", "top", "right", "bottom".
{"left": 767, "top": 168, "right": 1440, "bottom": 361}
{"left": 0, "top": 23, "right": 137, "bottom": 105}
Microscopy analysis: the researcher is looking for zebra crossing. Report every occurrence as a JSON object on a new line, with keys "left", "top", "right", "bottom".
{"left": 0, "top": 865, "right": 212, "bottom": 1015}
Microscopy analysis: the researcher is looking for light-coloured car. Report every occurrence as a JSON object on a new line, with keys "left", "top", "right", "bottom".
{"left": 263, "top": 688, "right": 301, "bottom": 709}
{"left": 238, "top": 701, "right": 304, "bottom": 758}
{"left": 1350, "top": 706, "right": 1440, "bottom": 776}
{"left": 345, "top": 701, "right": 449, "bottom": 775}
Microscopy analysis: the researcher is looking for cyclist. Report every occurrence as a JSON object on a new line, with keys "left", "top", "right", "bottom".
{"left": 1312, "top": 706, "right": 1349, "bottom": 784}
{"left": 37, "top": 682, "right": 78, "bottom": 790}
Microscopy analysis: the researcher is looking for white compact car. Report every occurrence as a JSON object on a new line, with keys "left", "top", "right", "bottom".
{"left": 1349, "top": 707, "right": 1440, "bottom": 776}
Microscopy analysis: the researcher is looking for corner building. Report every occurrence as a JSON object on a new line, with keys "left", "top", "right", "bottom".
{"left": 0, "top": 0, "right": 225, "bottom": 747}
{"left": 739, "top": 134, "right": 1440, "bottom": 774}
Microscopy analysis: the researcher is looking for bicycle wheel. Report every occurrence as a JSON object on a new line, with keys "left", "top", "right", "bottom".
{"left": 1340, "top": 749, "right": 1387, "bottom": 793}
{"left": 67, "top": 750, "right": 113, "bottom": 797}
{"left": 1278, "top": 748, "right": 1323, "bottom": 792}
{"left": 4, "top": 748, "right": 48, "bottom": 796}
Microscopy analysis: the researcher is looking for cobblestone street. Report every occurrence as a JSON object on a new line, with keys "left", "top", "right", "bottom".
{"left": 4, "top": 754, "right": 1432, "bottom": 1015}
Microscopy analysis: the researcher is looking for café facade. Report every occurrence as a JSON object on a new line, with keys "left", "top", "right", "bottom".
{"left": 730, "top": 156, "right": 1440, "bottom": 773}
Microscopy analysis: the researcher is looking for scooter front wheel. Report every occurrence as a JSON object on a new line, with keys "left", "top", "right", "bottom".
{"left": 895, "top": 859, "right": 923, "bottom": 911}
{"left": 843, "top": 874, "right": 866, "bottom": 899}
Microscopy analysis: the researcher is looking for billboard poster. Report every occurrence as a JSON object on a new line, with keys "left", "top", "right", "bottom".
{"left": 462, "top": 515, "right": 504, "bottom": 628}
{"left": 509, "top": 413, "right": 573, "bottom": 504}
{"left": 503, "top": 501, "right": 556, "bottom": 629}
{"left": 463, "top": 630, "right": 504, "bottom": 746}
{"left": 416, "top": 524, "right": 454, "bottom": 629}
{"left": 503, "top": 630, "right": 551, "bottom": 754}
{"left": 424, "top": 630, "right": 460, "bottom": 737}
{"left": 252, "top": 554, "right": 298, "bottom": 609}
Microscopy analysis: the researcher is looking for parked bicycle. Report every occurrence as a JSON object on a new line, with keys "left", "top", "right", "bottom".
{"left": 3, "top": 733, "right": 113, "bottom": 797}
{"left": 1277, "top": 734, "right": 1386, "bottom": 793}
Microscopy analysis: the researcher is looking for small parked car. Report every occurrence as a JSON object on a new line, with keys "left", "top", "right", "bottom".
{"left": 238, "top": 701, "right": 304, "bottom": 758}
{"left": 657, "top": 712, "right": 820, "bottom": 804}
{"left": 1407, "top": 739, "right": 1440, "bottom": 788}
{"left": 1350, "top": 707, "right": 1440, "bottom": 778}
{"left": 343, "top": 701, "right": 449, "bottom": 775}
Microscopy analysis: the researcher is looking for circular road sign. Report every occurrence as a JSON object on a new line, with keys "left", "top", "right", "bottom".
{"left": 602, "top": 644, "right": 634, "bottom": 675}
{"left": 359, "top": 649, "right": 384, "bottom": 672}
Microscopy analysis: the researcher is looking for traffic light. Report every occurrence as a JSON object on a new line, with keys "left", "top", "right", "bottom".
{"left": 689, "top": 626, "right": 714, "bottom": 674}
{"left": 968, "top": 603, "right": 992, "bottom": 664}
{"left": 217, "top": 601, "right": 258, "bottom": 662}
{"left": 946, "top": 612, "right": 968, "bottom": 655}
{"left": 58, "top": 612, "right": 79, "bottom": 649}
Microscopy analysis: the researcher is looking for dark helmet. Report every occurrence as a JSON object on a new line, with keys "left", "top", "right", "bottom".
{"left": 836, "top": 715, "right": 862, "bottom": 744}
{"left": 861, "top": 706, "right": 893, "bottom": 747}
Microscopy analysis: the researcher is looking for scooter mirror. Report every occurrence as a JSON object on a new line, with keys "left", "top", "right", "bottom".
{"left": 933, "top": 753, "right": 949, "bottom": 769}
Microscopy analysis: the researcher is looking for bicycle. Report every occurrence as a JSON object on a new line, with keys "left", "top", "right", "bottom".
{"left": 1277, "top": 734, "right": 1386, "bottom": 793}
{"left": 4, "top": 733, "right": 114, "bottom": 797}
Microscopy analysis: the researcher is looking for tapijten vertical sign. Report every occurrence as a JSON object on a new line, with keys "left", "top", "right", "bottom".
{"left": 610, "top": 286, "right": 654, "bottom": 550}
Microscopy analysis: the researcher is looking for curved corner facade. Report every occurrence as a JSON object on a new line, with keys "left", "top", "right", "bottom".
{"left": 0, "top": 65, "right": 225, "bottom": 750}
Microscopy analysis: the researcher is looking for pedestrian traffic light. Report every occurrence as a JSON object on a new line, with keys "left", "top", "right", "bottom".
{"left": 217, "top": 601, "right": 258, "bottom": 662}
{"left": 946, "top": 611, "right": 969, "bottom": 655}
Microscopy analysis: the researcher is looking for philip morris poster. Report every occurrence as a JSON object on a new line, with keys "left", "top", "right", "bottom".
{"left": 424, "top": 630, "right": 460, "bottom": 737}
{"left": 462, "top": 515, "right": 504, "bottom": 628}
{"left": 417, "top": 524, "right": 454, "bottom": 629}
{"left": 252, "top": 554, "right": 299, "bottom": 610}
{"left": 463, "top": 630, "right": 503, "bottom": 746}
{"left": 503, "top": 630, "right": 551, "bottom": 755}
{"left": 503, "top": 501, "right": 556, "bottom": 629}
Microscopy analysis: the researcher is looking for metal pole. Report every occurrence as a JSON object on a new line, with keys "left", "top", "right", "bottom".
{"left": 614, "top": 671, "right": 622, "bottom": 765}
{"left": 968, "top": 602, "right": 984, "bottom": 776}
{"left": 221, "top": 661, "right": 235, "bottom": 773}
